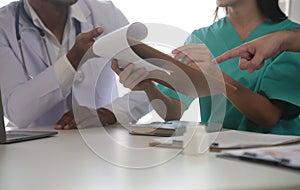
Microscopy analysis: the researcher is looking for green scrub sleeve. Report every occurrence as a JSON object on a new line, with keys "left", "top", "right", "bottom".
{"left": 260, "top": 52, "right": 300, "bottom": 112}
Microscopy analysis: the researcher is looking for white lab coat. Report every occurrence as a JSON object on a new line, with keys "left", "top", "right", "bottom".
{"left": 0, "top": 0, "right": 129, "bottom": 128}
{"left": 103, "top": 91, "right": 153, "bottom": 124}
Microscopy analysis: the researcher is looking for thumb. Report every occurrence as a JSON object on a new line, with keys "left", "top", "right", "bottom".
{"left": 89, "top": 27, "right": 104, "bottom": 39}
{"left": 248, "top": 54, "right": 264, "bottom": 71}
{"left": 111, "top": 59, "right": 122, "bottom": 75}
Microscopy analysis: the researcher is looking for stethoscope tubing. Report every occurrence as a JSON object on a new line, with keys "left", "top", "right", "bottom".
{"left": 15, "top": 0, "right": 81, "bottom": 80}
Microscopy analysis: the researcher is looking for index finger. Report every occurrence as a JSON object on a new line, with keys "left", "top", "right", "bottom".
{"left": 214, "top": 46, "right": 246, "bottom": 64}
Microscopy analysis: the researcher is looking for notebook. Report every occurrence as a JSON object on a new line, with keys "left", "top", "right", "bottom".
{"left": 0, "top": 89, "right": 57, "bottom": 144}
{"left": 127, "top": 121, "right": 193, "bottom": 137}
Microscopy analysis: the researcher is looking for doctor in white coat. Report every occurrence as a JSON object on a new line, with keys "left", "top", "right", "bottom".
{"left": 0, "top": 0, "right": 129, "bottom": 128}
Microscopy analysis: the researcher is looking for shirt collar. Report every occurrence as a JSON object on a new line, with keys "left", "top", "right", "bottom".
{"left": 69, "top": 3, "right": 87, "bottom": 23}
{"left": 23, "top": 0, "right": 87, "bottom": 29}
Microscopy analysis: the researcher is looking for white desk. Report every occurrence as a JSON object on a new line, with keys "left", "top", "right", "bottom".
{"left": 0, "top": 125, "right": 300, "bottom": 190}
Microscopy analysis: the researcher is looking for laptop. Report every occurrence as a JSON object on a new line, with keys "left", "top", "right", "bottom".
{"left": 0, "top": 89, "right": 58, "bottom": 144}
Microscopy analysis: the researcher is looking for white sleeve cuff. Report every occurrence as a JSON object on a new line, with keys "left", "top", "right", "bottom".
{"left": 54, "top": 55, "right": 76, "bottom": 95}
{"left": 102, "top": 91, "right": 152, "bottom": 124}
{"left": 102, "top": 102, "right": 136, "bottom": 124}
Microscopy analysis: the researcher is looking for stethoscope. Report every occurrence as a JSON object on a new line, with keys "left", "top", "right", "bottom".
{"left": 15, "top": 0, "right": 81, "bottom": 79}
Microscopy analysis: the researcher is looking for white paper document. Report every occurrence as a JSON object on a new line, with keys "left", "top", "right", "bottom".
{"left": 149, "top": 129, "right": 300, "bottom": 150}
{"left": 92, "top": 22, "right": 171, "bottom": 74}
{"left": 211, "top": 130, "right": 300, "bottom": 149}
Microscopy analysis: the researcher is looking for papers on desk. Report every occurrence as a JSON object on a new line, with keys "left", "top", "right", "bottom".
{"left": 145, "top": 127, "right": 300, "bottom": 169}
{"left": 217, "top": 144, "right": 300, "bottom": 171}
{"left": 210, "top": 130, "right": 300, "bottom": 150}
{"left": 148, "top": 129, "right": 300, "bottom": 151}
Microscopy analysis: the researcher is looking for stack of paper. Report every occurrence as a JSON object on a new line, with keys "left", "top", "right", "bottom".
{"left": 127, "top": 121, "right": 199, "bottom": 137}
{"left": 148, "top": 130, "right": 300, "bottom": 150}
{"left": 210, "top": 130, "right": 300, "bottom": 150}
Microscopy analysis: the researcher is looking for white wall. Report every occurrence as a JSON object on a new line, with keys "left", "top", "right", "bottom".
{"left": 0, "top": 1, "right": 220, "bottom": 33}
{"left": 289, "top": 0, "right": 300, "bottom": 23}
{"left": 113, "top": 0, "right": 219, "bottom": 33}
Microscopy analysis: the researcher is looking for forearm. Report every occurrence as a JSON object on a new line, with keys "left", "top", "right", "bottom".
{"left": 101, "top": 91, "right": 153, "bottom": 124}
{"left": 143, "top": 82, "right": 185, "bottom": 121}
{"left": 224, "top": 73, "right": 284, "bottom": 128}
{"left": 5, "top": 67, "right": 64, "bottom": 127}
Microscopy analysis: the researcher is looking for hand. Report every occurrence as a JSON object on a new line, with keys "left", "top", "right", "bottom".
{"left": 172, "top": 44, "right": 213, "bottom": 71}
{"left": 55, "top": 106, "right": 100, "bottom": 130}
{"left": 111, "top": 59, "right": 153, "bottom": 90}
{"left": 214, "top": 31, "right": 285, "bottom": 73}
{"left": 67, "top": 27, "right": 104, "bottom": 70}
{"left": 172, "top": 44, "right": 221, "bottom": 80}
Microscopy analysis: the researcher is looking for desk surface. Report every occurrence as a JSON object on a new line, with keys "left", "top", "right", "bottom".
{"left": 0, "top": 125, "right": 300, "bottom": 190}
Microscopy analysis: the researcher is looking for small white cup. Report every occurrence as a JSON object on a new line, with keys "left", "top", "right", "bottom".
{"left": 182, "top": 125, "right": 209, "bottom": 156}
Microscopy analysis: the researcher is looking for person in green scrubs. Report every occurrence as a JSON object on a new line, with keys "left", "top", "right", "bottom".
{"left": 112, "top": 0, "right": 300, "bottom": 135}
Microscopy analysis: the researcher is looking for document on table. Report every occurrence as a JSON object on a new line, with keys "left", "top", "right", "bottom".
{"left": 217, "top": 144, "right": 300, "bottom": 171}
{"left": 210, "top": 130, "right": 300, "bottom": 150}
{"left": 149, "top": 129, "right": 300, "bottom": 150}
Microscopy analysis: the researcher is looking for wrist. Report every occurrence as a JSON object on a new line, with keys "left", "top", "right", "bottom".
{"left": 142, "top": 80, "right": 156, "bottom": 92}
{"left": 281, "top": 30, "right": 293, "bottom": 52}
{"left": 67, "top": 50, "right": 81, "bottom": 70}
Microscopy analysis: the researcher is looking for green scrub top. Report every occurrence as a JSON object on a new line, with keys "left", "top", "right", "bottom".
{"left": 158, "top": 17, "right": 300, "bottom": 135}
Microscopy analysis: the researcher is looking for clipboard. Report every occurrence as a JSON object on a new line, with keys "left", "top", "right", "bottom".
{"left": 217, "top": 144, "right": 300, "bottom": 171}
{"left": 127, "top": 37, "right": 237, "bottom": 98}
